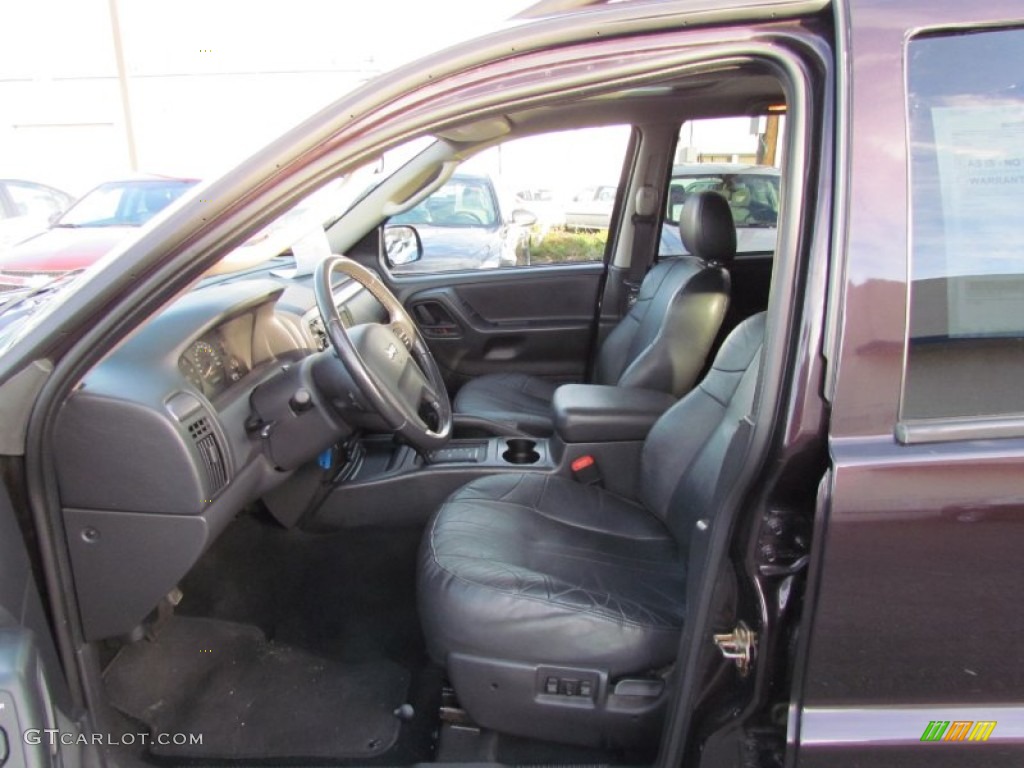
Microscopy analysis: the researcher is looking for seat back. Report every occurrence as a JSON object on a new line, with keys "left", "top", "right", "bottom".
{"left": 638, "top": 312, "right": 765, "bottom": 548}
{"left": 593, "top": 191, "right": 735, "bottom": 397}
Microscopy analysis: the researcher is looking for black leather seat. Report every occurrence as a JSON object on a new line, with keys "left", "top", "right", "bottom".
{"left": 418, "top": 312, "right": 766, "bottom": 747}
{"left": 452, "top": 191, "right": 737, "bottom": 435}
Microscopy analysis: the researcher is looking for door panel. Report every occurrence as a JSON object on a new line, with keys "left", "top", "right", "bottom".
{"left": 388, "top": 264, "right": 604, "bottom": 388}
{"left": 393, "top": 268, "right": 598, "bottom": 387}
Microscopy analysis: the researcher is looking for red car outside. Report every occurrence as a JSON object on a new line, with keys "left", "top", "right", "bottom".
{"left": 0, "top": 176, "right": 198, "bottom": 291}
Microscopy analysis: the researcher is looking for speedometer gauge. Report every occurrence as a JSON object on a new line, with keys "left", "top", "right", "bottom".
{"left": 191, "top": 341, "right": 221, "bottom": 378}
{"left": 184, "top": 339, "right": 225, "bottom": 395}
{"left": 178, "top": 357, "right": 205, "bottom": 392}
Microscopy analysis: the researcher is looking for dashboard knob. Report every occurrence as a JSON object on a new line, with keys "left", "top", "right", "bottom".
{"left": 290, "top": 388, "right": 313, "bottom": 413}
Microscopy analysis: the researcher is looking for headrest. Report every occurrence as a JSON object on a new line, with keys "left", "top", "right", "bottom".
{"left": 679, "top": 190, "right": 737, "bottom": 266}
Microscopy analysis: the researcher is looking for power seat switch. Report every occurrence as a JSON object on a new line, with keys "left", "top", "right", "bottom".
{"left": 541, "top": 675, "right": 596, "bottom": 698}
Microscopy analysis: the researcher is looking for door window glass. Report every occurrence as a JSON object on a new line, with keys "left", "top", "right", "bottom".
{"left": 903, "top": 27, "right": 1024, "bottom": 419}
{"left": 384, "top": 126, "right": 631, "bottom": 274}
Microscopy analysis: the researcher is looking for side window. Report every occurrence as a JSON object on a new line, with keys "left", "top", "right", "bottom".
{"left": 902, "top": 28, "right": 1024, "bottom": 420}
{"left": 5, "top": 181, "right": 64, "bottom": 220}
{"left": 661, "top": 115, "right": 784, "bottom": 258}
{"left": 384, "top": 126, "right": 631, "bottom": 274}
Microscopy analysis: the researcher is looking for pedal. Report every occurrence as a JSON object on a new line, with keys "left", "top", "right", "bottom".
{"left": 140, "top": 587, "right": 182, "bottom": 641}
{"left": 439, "top": 685, "right": 474, "bottom": 726}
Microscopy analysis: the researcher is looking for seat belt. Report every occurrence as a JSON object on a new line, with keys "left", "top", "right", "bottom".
{"left": 622, "top": 184, "right": 660, "bottom": 312}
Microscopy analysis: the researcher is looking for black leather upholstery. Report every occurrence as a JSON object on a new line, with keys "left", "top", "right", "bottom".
{"left": 419, "top": 473, "right": 684, "bottom": 676}
{"left": 418, "top": 313, "right": 766, "bottom": 743}
{"left": 450, "top": 373, "right": 558, "bottom": 435}
{"left": 552, "top": 384, "right": 677, "bottom": 443}
{"left": 679, "top": 190, "right": 736, "bottom": 263}
{"left": 452, "top": 191, "right": 736, "bottom": 435}
{"left": 592, "top": 253, "right": 730, "bottom": 393}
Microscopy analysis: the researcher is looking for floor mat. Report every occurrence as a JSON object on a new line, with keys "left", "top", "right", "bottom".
{"left": 104, "top": 616, "right": 410, "bottom": 761}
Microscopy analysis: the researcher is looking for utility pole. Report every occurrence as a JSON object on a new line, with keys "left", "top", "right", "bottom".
{"left": 758, "top": 114, "right": 781, "bottom": 166}
{"left": 108, "top": 0, "right": 138, "bottom": 171}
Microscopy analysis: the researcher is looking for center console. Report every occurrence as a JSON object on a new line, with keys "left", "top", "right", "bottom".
{"left": 270, "top": 384, "right": 678, "bottom": 530}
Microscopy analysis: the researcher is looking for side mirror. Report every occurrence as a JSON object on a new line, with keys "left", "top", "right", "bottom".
{"left": 510, "top": 209, "right": 537, "bottom": 227}
{"left": 384, "top": 224, "right": 424, "bottom": 266}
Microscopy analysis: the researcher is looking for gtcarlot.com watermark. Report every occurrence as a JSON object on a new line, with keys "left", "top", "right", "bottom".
{"left": 24, "top": 730, "right": 203, "bottom": 747}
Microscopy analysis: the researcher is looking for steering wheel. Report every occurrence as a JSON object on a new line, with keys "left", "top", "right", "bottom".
{"left": 314, "top": 256, "right": 452, "bottom": 452}
{"left": 446, "top": 211, "right": 484, "bottom": 226}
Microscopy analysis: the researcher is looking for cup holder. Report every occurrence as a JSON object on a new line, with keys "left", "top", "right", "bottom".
{"left": 503, "top": 438, "right": 540, "bottom": 465}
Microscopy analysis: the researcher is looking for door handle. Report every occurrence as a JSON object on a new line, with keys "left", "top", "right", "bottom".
{"left": 410, "top": 301, "right": 462, "bottom": 338}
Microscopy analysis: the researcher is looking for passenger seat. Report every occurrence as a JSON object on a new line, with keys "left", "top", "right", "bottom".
{"left": 453, "top": 190, "right": 736, "bottom": 434}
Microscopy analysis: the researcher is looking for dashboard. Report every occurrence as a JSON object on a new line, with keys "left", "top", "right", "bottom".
{"left": 53, "top": 272, "right": 387, "bottom": 641}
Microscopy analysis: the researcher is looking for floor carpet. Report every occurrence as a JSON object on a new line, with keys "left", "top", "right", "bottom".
{"left": 104, "top": 616, "right": 409, "bottom": 760}
{"left": 102, "top": 513, "right": 440, "bottom": 764}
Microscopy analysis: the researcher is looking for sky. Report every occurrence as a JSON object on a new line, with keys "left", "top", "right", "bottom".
{"left": 0, "top": 1, "right": 766, "bottom": 197}
{"left": 0, "top": 0, "right": 536, "bottom": 192}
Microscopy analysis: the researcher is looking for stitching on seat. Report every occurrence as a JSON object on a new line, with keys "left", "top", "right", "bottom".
{"left": 429, "top": 518, "right": 684, "bottom": 629}
{"left": 434, "top": 552, "right": 684, "bottom": 630}
{"left": 436, "top": 514, "right": 679, "bottom": 570}
{"left": 496, "top": 473, "right": 529, "bottom": 502}
{"left": 442, "top": 495, "right": 670, "bottom": 542}
{"left": 426, "top": 479, "right": 684, "bottom": 629}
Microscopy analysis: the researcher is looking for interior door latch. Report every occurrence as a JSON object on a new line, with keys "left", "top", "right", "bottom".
{"left": 714, "top": 621, "right": 757, "bottom": 676}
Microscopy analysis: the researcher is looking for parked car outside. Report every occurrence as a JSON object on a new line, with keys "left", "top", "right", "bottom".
{"left": 577, "top": 164, "right": 781, "bottom": 256}
{"left": 514, "top": 187, "right": 565, "bottom": 233}
{"left": 0, "top": 179, "right": 73, "bottom": 259}
{"left": 0, "top": 3, "right": 1022, "bottom": 768}
{"left": 660, "top": 163, "right": 781, "bottom": 254}
{"left": 0, "top": 176, "right": 198, "bottom": 291}
{"left": 563, "top": 183, "right": 618, "bottom": 229}
{"left": 386, "top": 173, "right": 535, "bottom": 272}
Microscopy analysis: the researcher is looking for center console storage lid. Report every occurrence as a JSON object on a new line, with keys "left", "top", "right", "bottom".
{"left": 552, "top": 384, "right": 677, "bottom": 443}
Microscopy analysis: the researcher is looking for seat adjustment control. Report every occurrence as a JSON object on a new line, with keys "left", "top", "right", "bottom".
{"left": 541, "top": 675, "right": 595, "bottom": 699}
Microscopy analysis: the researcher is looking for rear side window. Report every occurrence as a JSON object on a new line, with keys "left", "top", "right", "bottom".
{"left": 903, "top": 28, "right": 1024, "bottom": 420}
{"left": 661, "top": 115, "right": 784, "bottom": 258}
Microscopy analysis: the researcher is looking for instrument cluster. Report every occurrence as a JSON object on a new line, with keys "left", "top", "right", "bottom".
{"left": 178, "top": 331, "right": 248, "bottom": 400}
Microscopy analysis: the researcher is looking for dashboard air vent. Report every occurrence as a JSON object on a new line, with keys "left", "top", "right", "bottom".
{"left": 187, "top": 416, "right": 228, "bottom": 493}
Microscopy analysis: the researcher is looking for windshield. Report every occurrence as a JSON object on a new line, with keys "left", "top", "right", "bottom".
{"left": 58, "top": 180, "right": 198, "bottom": 228}
{"left": 0, "top": 136, "right": 439, "bottom": 351}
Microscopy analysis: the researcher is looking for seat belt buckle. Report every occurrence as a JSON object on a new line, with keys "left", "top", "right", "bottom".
{"left": 571, "top": 455, "right": 603, "bottom": 486}
{"left": 623, "top": 279, "right": 642, "bottom": 307}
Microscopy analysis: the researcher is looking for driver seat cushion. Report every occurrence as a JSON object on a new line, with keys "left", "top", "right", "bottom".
{"left": 450, "top": 373, "right": 559, "bottom": 435}
{"left": 418, "top": 472, "right": 686, "bottom": 677}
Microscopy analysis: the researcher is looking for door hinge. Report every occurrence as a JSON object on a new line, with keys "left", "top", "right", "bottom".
{"left": 714, "top": 621, "right": 757, "bottom": 676}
